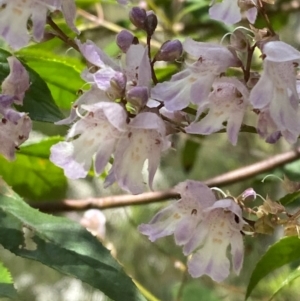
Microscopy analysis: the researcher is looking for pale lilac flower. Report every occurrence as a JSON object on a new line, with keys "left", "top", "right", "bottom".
{"left": 80, "top": 209, "right": 106, "bottom": 240}
{"left": 184, "top": 199, "right": 245, "bottom": 282}
{"left": 105, "top": 112, "right": 170, "bottom": 194}
{"left": 139, "top": 180, "right": 216, "bottom": 243}
{"left": 151, "top": 38, "right": 240, "bottom": 111}
{"left": 0, "top": 114, "right": 32, "bottom": 160}
{"left": 209, "top": 0, "right": 257, "bottom": 25}
{"left": 0, "top": 0, "right": 78, "bottom": 50}
{"left": 186, "top": 77, "right": 249, "bottom": 145}
{"left": 2, "top": 57, "right": 30, "bottom": 105}
{"left": 50, "top": 102, "right": 127, "bottom": 179}
{"left": 0, "top": 56, "right": 31, "bottom": 160}
{"left": 250, "top": 41, "right": 300, "bottom": 143}
{"left": 125, "top": 44, "right": 151, "bottom": 89}
{"left": 256, "top": 108, "right": 282, "bottom": 143}
{"left": 56, "top": 85, "right": 112, "bottom": 125}
{"left": 77, "top": 40, "right": 151, "bottom": 100}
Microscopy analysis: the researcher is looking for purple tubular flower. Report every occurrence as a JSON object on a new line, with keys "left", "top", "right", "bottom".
{"left": 0, "top": 114, "right": 32, "bottom": 160}
{"left": 184, "top": 199, "right": 245, "bottom": 282}
{"left": 209, "top": 0, "right": 257, "bottom": 25}
{"left": 50, "top": 102, "right": 127, "bottom": 179}
{"left": 77, "top": 39, "right": 121, "bottom": 71}
{"left": 125, "top": 44, "right": 151, "bottom": 88}
{"left": 0, "top": 0, "right": 78, "bottom": 50}
{"left": 105, "top": 112, "right": 170, "bottom": 194}
{"left": 151, "top": 38, "right": 240, "bottom": 111}
{"left": 0, "top": 56, "right": 31, "bottom": 160}
{"left": 61, "top": 0, "right": 79, "bottom": 35}
{"left": 139, "top": 180, "right": 216, "bottom": 243}
{"left": 139, "top": 180, "right": 246, "bottom": 282}
{"left": 250, "top": 41, "right": 300, "bottom": 144}
{"left": 2, "top": 57, "right": 30, "bottom": 105}
{"left": 186, "top": 77, "right": 249, "bottom": 145}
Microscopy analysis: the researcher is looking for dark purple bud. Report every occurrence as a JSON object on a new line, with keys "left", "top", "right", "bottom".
{"left": 145, "top": 11, "right": 158, "bottom": 36}
{"left": 116, "top": 30, "right": 135, "bottom": 53}
{"left": 129, "top": 7, "right": 147, "bottom": 29}
{"left": 126, "top": 86, "right": 149, "bottom": 109}
{"left": 155, "top": 40, "right": 183, "bottom": 62}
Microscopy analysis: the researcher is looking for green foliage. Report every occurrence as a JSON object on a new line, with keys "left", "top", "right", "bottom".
{"left": 0, "top": 137, "right": 67, "bottom": 201}
{"left": 181, "top": 138, "right": 201, "bottom": 172}
{"left": 0, "top": 48, "right": 64, "bottom": 122}
{"left": 179, "top": 280, "right": 219, "bottom": 301}
{"left": 246, "top": 236, "right": 300, "bottom": 300}
{"left": 279, "top": 191, "right": 300, "bottom": 206}
{"left": 17, "top": 46, "right": 85, "bottom": 110}
{"left": 0, "top": 179, "right": 147, "bottom": 301}
{"left": 0, "top": 261, "right": 17, "bottom": 299}
{"left": 284, "top": 160, "right": 300, "bottom": 181}
{"left": 268, "top": 267, "right": 300, "bottom": 301}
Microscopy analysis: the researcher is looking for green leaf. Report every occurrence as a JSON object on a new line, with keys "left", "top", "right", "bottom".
{"left": 0, "top": 179, "right": 147, "bottom": 301}
{"left": 279, "top": 191, "right": 300, "bottom": 206}
{"left": 181, "top": 138, "right": 200, "bottom": 172}
{"left": 246, "top": 236, "right": 300, "bottom": 300}
{"left": 268, "top": 267, "right": 300, "bottom": 301}
{"left": 17, "top": 48, "right": 85, "bottom": 110}
{"left": 180, "top": 281, "right": 219, "bottom": 301}
{"left": 0, "top": 48, "right": 64, "bottom": 122}
{"left": 0, "top": 137, "right": 67, "bottom": 201}
{"left": 0, "top": 261, "right": 18, "bottom": 299}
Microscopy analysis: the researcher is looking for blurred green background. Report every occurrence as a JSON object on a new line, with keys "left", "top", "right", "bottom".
{"left": 1, "top": 0, "right": 300, "bottom": 300}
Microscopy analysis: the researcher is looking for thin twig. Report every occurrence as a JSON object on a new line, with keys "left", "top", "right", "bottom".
{"left": 29, "top": 147, "right": 300, "bottom": 212}
{"left": 257, "top": 0, "right": 276, "bottom": 36}
{"left": 244, "top": 43, "right": 256, "bottom": 83}
{"left": 46, "top": 16, "right": 80, "bottom": 52}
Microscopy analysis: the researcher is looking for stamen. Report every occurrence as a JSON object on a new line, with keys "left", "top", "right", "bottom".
{"left": 210, "top": 187, "right": 227, "bottom": 198}
{"left": 75, "top": 106, "right": 86, "bottom": 120}
{"left": 261, "top": 174, "right": 283, "bottom": 183}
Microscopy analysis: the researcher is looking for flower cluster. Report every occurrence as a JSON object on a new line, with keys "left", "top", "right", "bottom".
{"left": 50, "top": 37, "right": 171, "bottom": 194}
{"left": 47, "top": 3, "right": 300, "bottom": 196}
{"left": 0, "top": 57, "right": 32, "bottom": 160}
{"left": 139, "top": 180, "right": 246, "bottom": 282}
{"left": 250, "top": 41, "right": 300, "bottom": 143}
{"left": 151, "top": 37, "right": 300, "bottom": 145}
{"left": 0, "top": 0, "right": 78, "bottom": 50}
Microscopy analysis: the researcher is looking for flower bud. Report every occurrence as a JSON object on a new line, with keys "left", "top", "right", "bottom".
{"left": 230, "top": 29, "right": 249, "bottom": 52}
{"left": 116, "top": 30, "right": 135, "bottom": 53}
{"left": 126, "top": 86, "right": 148, "bottom": 110}
{"left": 110, "top": 72, "right": 127, "bottom": 97}
{"left": 129, "top": 7, "right": 147, "bottom": 29}
{"left": 155, "top": 40, "right": 183, "bottom": 62}
{"left": 144, "top": 11, "right": 158, "bottom": 36}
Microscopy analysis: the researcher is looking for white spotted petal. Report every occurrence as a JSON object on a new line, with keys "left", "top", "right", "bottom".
{"left": 50, "top": 102, "right": 127, "bottom": 179}
{"left": 106, "top": 112, "right": 170, "bottom": 194}
{"left": 139, "top": 180, "right": 216, "bottom": 243}
{"left": 185, "top": 199, "right": 245, "bottom": 282}
{"left": 186, "top": 77, "right": 249, "bottom": 145}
